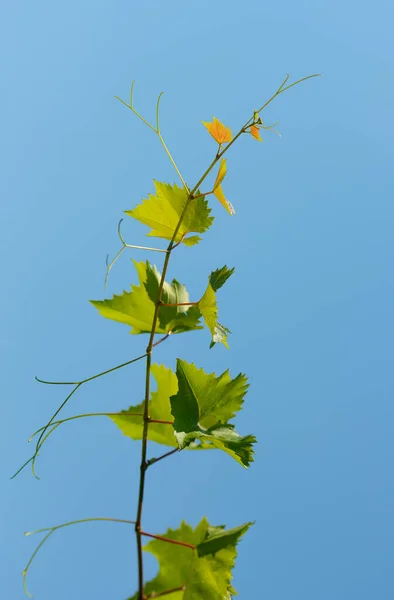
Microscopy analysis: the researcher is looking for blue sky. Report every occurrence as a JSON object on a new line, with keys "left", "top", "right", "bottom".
{"left": 1, "top": 0, "right": 393, "bottom": 598}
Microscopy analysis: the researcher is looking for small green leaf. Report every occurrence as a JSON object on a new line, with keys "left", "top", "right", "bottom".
{"left": 209, "top": 266, "right": 235, "bottom": 292}
{"left": 209, "top": 322, "right": 232, "bottom": 349}
{"left": 182, "top": 235, "right": 202, "bottom": 247}
{"left": 197, "top": 266, "right": 234, "bottom": 348}
{"left": 197, "top": 522, "right": 254, "bottom": 557}
{"left": 128, "top": 519, "right": 253, "bottom": 599}
{"left": 171, "top": 359, "right": 255, "bottom": 467}
{"left": 198, "top": 284, "right": 219, "bottom": 342}
{"left": 126, "top": 181, "right": 213, "bottom": 246}
{"left": 90, "top": 260, "right": 203, "bottom": 335}
{"left": 186, "top": 426, "right": 256, "bottom": 468}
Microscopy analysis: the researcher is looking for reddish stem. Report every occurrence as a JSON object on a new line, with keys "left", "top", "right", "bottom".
{"left": 152, "top": 333, "right": 171, "bottom": 348}
{"left": 141, "top": 531, "right": 195, "bottom": 550}
{"left": 147, "top": 586, "right": 186, "bottom": 598}
{"left": 192, "top": 191, "right": 213, "bottom": 201}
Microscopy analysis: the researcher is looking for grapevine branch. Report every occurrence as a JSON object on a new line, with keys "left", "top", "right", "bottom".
{"left": 126, "top": 72, "right": 320, "bottom": 598}
{"left": 17, "top": 73, "right": 320, "bottom": 598}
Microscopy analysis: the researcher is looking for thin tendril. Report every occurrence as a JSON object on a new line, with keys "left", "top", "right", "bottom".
{"left": 156, "top": 91, "right": 164, "bottom": 131}
{"left": 12, "top": 354, "right": 146, "bottom": 479}
{"left": 116, "top": 83, "right": 189, "bottom": 192}
{"left": 26, "top": 412, "right": 144, "bottom": 470}
{"left": 105, "top": 219, "right": 167, "bottom": 288}
{"left": 23, "top": 518, "right": 136, "bottom": 598}
{"left": 28, "top": 411, "right": 144, "bottom": 441}
{"left": 30, "top": 384, "right": 81, "bottom": 479}
{"left": 22, "top": 530, "right": 54, "bottom": 597}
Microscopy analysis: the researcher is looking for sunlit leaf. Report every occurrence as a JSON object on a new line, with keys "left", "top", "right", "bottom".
{"left": 198, "top": 266, "right": 234, "bottom": 348}
{"left": 213, "top": 158, "right": 227, "bottom": 190}
{"left": 90, "top": 260, "right": 203, "bottom": 335}
{"left": 202, "top": 117, "right": 232, "bottom": 144}
{"left": 214, "top": 184, "right": 235, "bottom": 216}
{"left": 250, "top": 125, "right": 263, "bottom": 142}
{"left": 171, "top": 359, "right": 255, "bottom": 467}
{"left": 206, "top": 265, "right": 234, "bottom": 294}
{"left": 182, "top": 235, "right": 201, "bottom": 247}
{"left": 197, "top": 522, "right": 254, "bottom": 557}
{"left": 128, "top": 519, "right": 253, "bottom": 599}
{"left": 126, "top": 181, "right": 213, "bottom": 246}
{"left": 209, "top": 322, "right": 232, "bottom": 349}
{"left": 211, "top": 157, "right": 234, "bottom": 215}
{"left": 111, "top": 356, "right": 255, "bottom": 467}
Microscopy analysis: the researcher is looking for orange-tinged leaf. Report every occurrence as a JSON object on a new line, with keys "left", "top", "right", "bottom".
{"left": 250, "top": 125, "right": 263, "bottom": 142}
{"left": 214, "top": 184, "right": 235, "bottom": 216}
{"left": 202, "top": 117, "right": 232, "bottom": 144}
{"left": 213, "top": 158, "right": 227, "bottom": 190}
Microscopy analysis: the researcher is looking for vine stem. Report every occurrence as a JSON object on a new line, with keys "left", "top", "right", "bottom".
{"left": 140, "top": 531, "right": 195, "bottom": 550}
{"left": 135, "top": 177, "right": 201, "bottom": 597}
{"left": 146, "top": 448, "right": 179, "bottom": 468}
{"left": 128, "top": 72, "right": 320, "bottom": 599}
{"left": 147, "top": 586, "right": 186, "bottom": 598}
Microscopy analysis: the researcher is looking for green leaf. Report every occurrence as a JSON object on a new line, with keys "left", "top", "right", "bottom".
{"left": 126, "top": 181, "right": 213, "bottom": 246}
{"left": 209, "top": 322, "right": 232, "bottom": 349}
{"left": 128, "top": 519, "right": 253, "bottom": 600}
{"left": 209, "top": 266, "right": 235, "bottom": 292}
{"left": 109, "top": 360, "right": 255, "bottom": 466}
{"left": 197, "top": 522, "right": 254, "bottom": 557}
{"left": 90, "top": 260, "right": 203, "bottom": 335}
{"left": 197, "top": 266, "right": 234, "bottom": 348}
{"left": 182, "top": 235, "right": 202, "bottom": 247}
{"left": 171, "top": 359, "right": 255, "bottom": 467}
{"left": 110, "top": 364, "right": 178, "bottom": 447}
{"left": 187, "top": 426, "right": 256, "bottom": 468}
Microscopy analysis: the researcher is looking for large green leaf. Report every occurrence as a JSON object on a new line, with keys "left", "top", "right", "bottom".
{"left": 197, "top": 266, "right": 234, "bottom": 348}
{"left": 128, "top": 519, "right": 253, "bottom": 600}
{"left": 126, "top": 181, "right": 213, "bottom": 246}
{"left": 110, "top": 364, "right": 178, "bottom": 447}
{"left": 90, "top": 260, "right": 203, "bottom": 335}
{"left": 171, "top": 359, "right": 255, "bottom": 467}
{"left": 109, "top": 361, "right": 255, "bottom": 467}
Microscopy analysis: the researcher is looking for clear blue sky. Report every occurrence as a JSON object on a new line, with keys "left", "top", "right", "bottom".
{"left": 1, "top": 1, "right": 393, "bottom": 598}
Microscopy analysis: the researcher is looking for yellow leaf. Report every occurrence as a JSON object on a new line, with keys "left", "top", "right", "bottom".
{"left": 214, "top": 184, "right": 235, "bottom": 216}
{"left": 212, "top": 158, "right": 234, "bottom": 215}
{"left": 213, "top": 158, "right": 227, "bottom": 190}
{"left": 202, "top": 117, "right": 232, "bottom": 144}
{"left": 250, "top": 125, "right": 262, "bottom": 142}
